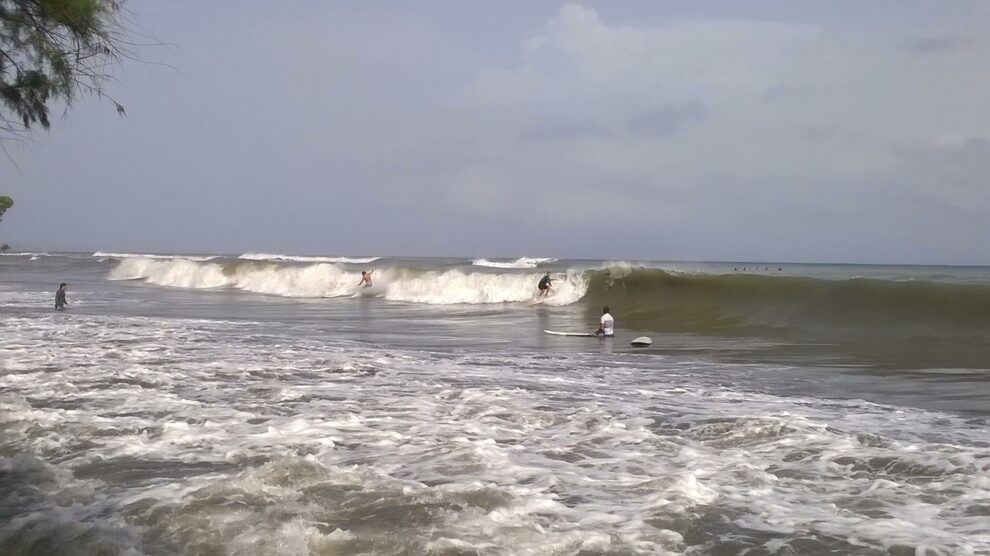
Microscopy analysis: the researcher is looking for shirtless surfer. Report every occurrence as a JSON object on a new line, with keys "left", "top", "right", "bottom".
{"left": 358, "top": 270, "right": 374, "bottom": 288}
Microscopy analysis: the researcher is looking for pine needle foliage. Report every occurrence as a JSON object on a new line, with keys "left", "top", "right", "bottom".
{"left": 0, "top": 0, "right": 126, "bottom": 135}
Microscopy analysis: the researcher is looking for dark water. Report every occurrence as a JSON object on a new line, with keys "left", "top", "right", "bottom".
{"left": 1, "top": 252, "right": 988, "bottom": 555}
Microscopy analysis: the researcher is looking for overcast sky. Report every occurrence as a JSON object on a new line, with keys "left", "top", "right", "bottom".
{"left": 2, "top": 1, "right": 989, "bottom": 264}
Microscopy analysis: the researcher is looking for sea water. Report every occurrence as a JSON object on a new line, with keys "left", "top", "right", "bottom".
{"left": 1, "top": 252, "right": 988, "bottom": 555}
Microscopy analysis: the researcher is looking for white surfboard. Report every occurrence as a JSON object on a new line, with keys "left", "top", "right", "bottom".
{"left": 544, "top": 330, "right": 597, "bottom": 337}
{"left": 528, "top": 294, "right": 553, "bottom": 305}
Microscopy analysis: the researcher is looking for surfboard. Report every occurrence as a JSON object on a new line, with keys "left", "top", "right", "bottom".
{"left": 544, "top": 330, "right": 596, "bottom": 337}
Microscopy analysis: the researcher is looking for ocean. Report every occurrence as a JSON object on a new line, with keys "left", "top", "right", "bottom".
{"left": 1, "top": 252, "right": 988, "bottom": 555}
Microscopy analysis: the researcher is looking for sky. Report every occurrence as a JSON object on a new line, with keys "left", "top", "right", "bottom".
{"left": 2, "top": 0, "right": 989, "bottom": 264}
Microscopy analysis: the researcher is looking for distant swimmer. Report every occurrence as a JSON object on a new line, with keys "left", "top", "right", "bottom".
{"left": 55, "top": 283, "right": 67, "bottom": 311}
{"left": 537, "top": 272, "right": 553, "bottom": 297}
{"left": 358, "top": 270, "right": 374, "bottom": 288}
{"left": 594, "top": 305, "right": 614, "bottom": 338}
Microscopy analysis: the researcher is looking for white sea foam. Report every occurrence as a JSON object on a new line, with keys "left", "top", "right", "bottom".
{"left": 1, "top": 312, "right": 988, "bottom": 554}
{"left": 231, "top": 263, "right": 362, "bottom": 297}
{"left": 472, "top": 257, "right": 556, "bottom": 269}
{"left": 238, "top": 252, "right": 380, "bottom": 264}
{"left": 0, "top": 290, "right": 59, "bottom": 308}
{"left": 108, "top": 257, "right": 588, "bottom": 304}
{"left": 110, "top": 257, "right": 229, "bottom": 288}
{"left": 109, "top": 257, "right": 359, "bottom": 297}
{"left": 0, "top": 251, "right": 51, "bottom": 257}
{"left": 93, "top": 251, "right": 218, "bottom": 261}
{"left": 383, "top": 268, "right": 585, "bottom": 305}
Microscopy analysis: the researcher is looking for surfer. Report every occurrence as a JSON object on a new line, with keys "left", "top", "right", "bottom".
{"left": 358, "top": 270, "right": 374, "bottom": 288}
{"left": 594, "top": 306, "right": 614, "bottom": 338}
{"left": 55, "top": 283, "right": 67, "bottom": 311}
{"left": 537, "top": 272, "right": 553, "bottom": 297}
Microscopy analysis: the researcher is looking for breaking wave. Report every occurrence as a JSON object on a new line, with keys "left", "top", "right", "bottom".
{"left": 238, "top": 253, "right": 379, "bottom": 264}
{"left": 472, "top": 257, "right": 556, "bottom": 269}
{"left": 108, "top": 257, "right": 586, "bottom": 305}
{"left": 105, "top": 259, "right": 990, "bottom": 366}
{"left": 0, "top": 252, "right": 52, "bottom": 257}
{"left": 385, "top": 268, "right": 584, "bottom": 305}
{"left": 93, "top": 251, "right": 218, "bottom": 261}
{"left": 0, "top": 252, "right": 53, "bottom": 261}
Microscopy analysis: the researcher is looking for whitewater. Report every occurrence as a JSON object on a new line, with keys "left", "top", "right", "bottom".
{"left": 108, "top": 255, "right": 588, "bottom": 305}
{"left": 1, "top": 252, "right": 989, "bottom": 555}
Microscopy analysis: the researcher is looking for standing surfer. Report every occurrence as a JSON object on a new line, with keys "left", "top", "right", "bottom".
{"left": 537, "top": 272, "right": 553, "bottom": 298}
{"left": 55, "top": 283, "right": 68, "bottom": 311}
{"left": 358, "top": 270, "right": 374, "bottom": 288}
{"left": 594, "top": 306, "right": 614, "bottom": 338}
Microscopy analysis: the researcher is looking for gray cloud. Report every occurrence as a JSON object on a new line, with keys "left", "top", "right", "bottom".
{"left": 518, "top": 120, "right": 610, "bottom": 142}
{"left": 893, "top": 138, "right": 990, "bottom": 214}
{"left": 902, "top": 36, "right": 970, "bottom": 54}
{"left": 898, "top": 138, "right": 990, "bottom": 177}
{"left": 626, "top": 101, "right": 705, "bottom": 136}
{"left": 2, "top": 1, "right": 990, "bottom": 264}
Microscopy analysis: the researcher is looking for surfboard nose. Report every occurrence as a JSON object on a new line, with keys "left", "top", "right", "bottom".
{"left": 630, "top": 336, "right": 653, "bottom": 347}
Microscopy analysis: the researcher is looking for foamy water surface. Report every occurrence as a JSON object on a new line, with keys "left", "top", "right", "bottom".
{"left": 1, "top": 255, "right": 989, "bottom": 555}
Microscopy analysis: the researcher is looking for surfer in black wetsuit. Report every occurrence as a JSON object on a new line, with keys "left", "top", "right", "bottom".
{"left": 55, "top": 283, "right": 67, "bottom": 311}
{"left": 537, "top": 272, "right": 553, "bottom": 297}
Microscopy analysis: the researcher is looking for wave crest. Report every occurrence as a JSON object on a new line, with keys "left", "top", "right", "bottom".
{"left": 238, "top": 253, "right": 379, "bottom": 264}
{"left": 108, "top": 258, "right": 586, "bottom": 305}
{"left": 110, "top": 258, "right": 229, "bottom": 288}
{"left": 385, "top": 269, "right": 585, "bottom": 305}
{"left": 94, "top": 252, "right": 218, "bottom": 261}
{"left": 472, "top": 257, "right": 556, "bottom": 269}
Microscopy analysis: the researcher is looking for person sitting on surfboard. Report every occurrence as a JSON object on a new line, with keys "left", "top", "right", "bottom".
{"left": 358, "top": 270, "right": 374, "bottom": 288}
{"left": 537, "top": 272, "right": 553, "bottom": 297}
{"left": 594, "top": 306, "right": 614, "bottom": 338}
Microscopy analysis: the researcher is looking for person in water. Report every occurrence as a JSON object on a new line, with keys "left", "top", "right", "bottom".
{"left": 595, "top": 305, "right": 614, "bottom": 338}
{"left": 55, "top": 283, "right": 68, "bottom": 311}
{"left": 537, "top": 272, "right": 553, "bottom": 297}
{"left": 358, "top": 270, "right": 374, "bottom": 288}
